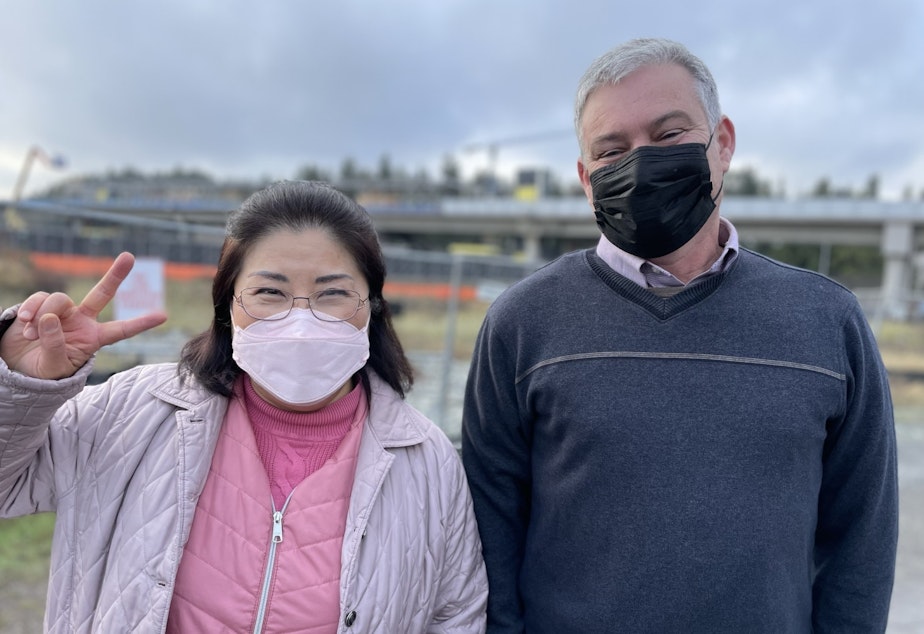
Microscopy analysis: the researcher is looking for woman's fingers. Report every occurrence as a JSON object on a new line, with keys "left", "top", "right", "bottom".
{"left": 20, "top": 292, "right": 75, "bottom": 340}
{"left": 2, "top": 252, "right": 169, "bottom": 380}
{"left": 78, "top": 252, "right": 136, "bottom": 319}
{"left": 6, "top": 253, "right": 168, "bottom": 376}
{"left": 19, "top": 253, "right": 142, "bottom": 341}
{"left": 35, "top": 313, "right": 71, "bottom": 378}
{"left": 84, "top": 253, "right": 168, "bottom": 346}
{"left": 97, "top": 311, "right": 168, "bottom": 348}
{"left": 16, "top": 291, "right": 50, "bottom": 326}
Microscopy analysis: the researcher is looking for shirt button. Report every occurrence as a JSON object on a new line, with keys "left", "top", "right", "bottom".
{"left": 344, "top": 610, "right": 357, "bottom": 627}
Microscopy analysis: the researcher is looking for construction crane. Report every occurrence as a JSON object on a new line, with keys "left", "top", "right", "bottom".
{"left": 5, "top": 145, "right": 67, "bottom": 230}
{"left": 460, "top": 129, "right": 574, "bottom": 195}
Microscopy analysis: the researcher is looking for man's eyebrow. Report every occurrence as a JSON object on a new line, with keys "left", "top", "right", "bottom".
{"left": 650, "top": 110, "right": 696, "bottom": 129}
{"left": 588, "top": 132, "right": 629, "bottom": 151}
{"left": 587, "top": 111, "right": 697, "bottom": 151}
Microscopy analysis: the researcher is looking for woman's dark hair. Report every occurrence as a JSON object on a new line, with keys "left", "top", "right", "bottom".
{"left": 178, "top": 180, "right": 414, "bottom": 399}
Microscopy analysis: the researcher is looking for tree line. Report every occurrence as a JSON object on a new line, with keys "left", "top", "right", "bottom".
{"left": 38, "top": 158, "right": 924, "bottom": 202}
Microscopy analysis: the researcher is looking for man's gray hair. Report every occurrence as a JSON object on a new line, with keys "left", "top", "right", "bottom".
{"left": 574, "top": 38, "right": 722, "bottom": 156}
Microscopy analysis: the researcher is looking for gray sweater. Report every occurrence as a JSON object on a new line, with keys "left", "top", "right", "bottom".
{"left": 462, "top": 247, "right": 898, "bottom": 633}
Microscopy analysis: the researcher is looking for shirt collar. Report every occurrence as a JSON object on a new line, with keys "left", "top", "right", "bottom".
{"left": 595, "top": 217, "right": 739, "bottom": 288}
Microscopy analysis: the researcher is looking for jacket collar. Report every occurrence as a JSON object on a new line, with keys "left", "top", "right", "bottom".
{"left": 148, "top": 365, "right": 222, "bottom": 411}
{"left": 364, "top": 371, "right": 430, "bottom": 448}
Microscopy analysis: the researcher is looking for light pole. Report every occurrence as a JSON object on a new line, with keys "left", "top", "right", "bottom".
{"left": 5, "top": 145, "right": 67, "bottom": 230}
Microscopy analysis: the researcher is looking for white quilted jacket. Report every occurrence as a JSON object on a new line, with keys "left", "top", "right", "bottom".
{"left": 0, "top": 359, "right": 487, "bottom": 633}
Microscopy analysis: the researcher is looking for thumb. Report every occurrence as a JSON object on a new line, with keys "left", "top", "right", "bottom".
{"left": 38, "top": 313, "right": 67, "bottom": 356}
{"left": 37, "top": 313, "right": 78, "bottom": 380}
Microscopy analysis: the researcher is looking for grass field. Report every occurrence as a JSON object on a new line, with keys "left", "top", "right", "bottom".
{"left": 0, "top": 513, "right": 55, "bottom": 632}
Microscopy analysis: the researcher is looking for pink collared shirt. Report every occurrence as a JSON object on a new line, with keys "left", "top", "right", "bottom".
{"left": 595, "top": 217, "right": 740, "bottom": 288}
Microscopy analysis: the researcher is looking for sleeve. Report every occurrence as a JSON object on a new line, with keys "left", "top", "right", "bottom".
{"left": 0, "top": 304, "right": 19, "bottom": 339}
{"left": 812, "top": 302, "right": 899, "bottom": 633}
{"left": 0, "top": 355, "right": 94, "bottom": 518}
{"left": 429, "top": 440, "right": 488, "bottom": 634}
{"left": 461, "top": 310, "right": 531, "bottom": 633}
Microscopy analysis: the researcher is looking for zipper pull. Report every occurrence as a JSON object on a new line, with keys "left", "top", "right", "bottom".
{"left": 272, "top": 511, "right": 284, "bottom": 544}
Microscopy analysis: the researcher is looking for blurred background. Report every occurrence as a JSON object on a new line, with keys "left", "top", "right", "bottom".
{"left": 1, "top": 0, "right": 922, "bottom": 631}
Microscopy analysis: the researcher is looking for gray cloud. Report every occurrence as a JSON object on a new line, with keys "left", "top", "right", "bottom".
{"left": 2, "top": 0, "right": 921, "bottom": 199}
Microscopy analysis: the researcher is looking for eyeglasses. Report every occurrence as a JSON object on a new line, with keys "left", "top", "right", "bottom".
{"left": 235, "top": 287, "right": 369, "bottom": 322}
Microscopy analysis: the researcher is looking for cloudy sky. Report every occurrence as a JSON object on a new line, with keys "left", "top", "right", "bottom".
{"left": 2, "top": 0, "right": 922, "bottom": 201}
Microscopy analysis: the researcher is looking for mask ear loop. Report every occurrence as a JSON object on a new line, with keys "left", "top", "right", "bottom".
{"left": 704, "top": 128, "right": 724, "bottom": 203}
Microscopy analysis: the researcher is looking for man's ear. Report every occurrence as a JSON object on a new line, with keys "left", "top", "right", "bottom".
{"left": 577, "top": 157, "right": 594, "bottom": 206}
{"left": 716, "top": 115, "right": 736, "bottom": 172}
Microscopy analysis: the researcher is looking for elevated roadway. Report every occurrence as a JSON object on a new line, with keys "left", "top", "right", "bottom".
{"left": 367, "top": 196, "right": 924, "bottom": 317}
{"left": 7, "top": 195, "right": 924, "bottom": 317}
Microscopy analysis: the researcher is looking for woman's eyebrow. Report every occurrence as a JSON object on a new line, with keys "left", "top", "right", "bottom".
{"left": 316, "top": 273, "right": 354, "bottom": 284}
{"left": 243, "top": 271, "right": 355, "bottom": 284}
{"left": 247, "top": 270, "right": 289, "bottom": 282}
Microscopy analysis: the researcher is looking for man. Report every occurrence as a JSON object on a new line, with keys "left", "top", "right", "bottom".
{"left": 461, "top": 38, "right": 898, "bottom": 633}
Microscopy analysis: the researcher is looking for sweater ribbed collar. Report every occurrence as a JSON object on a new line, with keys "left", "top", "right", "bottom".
{"left": 238, "top": 375, "right": 360, "bottom": 441}
{"left": 585, "top": 248, "right": 737, "bottom": 320}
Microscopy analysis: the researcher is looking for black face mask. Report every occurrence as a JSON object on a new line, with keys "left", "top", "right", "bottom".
{"left": 589, "top": 141, "right": 720, "bottom": 259}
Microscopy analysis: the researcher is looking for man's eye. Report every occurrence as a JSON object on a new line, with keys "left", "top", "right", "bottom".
{"left": 599, "top": 148, "right": 626, "bottom": 160}
{"left": 658, "top": 129, "right": 685, "bottom": 141}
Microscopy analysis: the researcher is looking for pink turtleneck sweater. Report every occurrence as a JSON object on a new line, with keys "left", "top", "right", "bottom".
{"left": 242, "top": 375, "right": 358, "bottom": 509}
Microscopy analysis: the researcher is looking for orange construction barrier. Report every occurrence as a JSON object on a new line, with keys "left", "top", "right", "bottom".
{"left": 27, "top": 252, "right": 477, "bottom": 299}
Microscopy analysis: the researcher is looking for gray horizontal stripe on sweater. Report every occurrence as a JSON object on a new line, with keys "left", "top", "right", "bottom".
{"left": 516, "top": 351, "right": 846, "bottom": 383}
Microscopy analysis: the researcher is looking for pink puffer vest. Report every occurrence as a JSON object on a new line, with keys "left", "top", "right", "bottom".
{"left": 166, "top": 388, "right": 366, "bottom": 633}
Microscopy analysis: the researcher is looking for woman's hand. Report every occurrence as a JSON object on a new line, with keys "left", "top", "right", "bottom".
{"left": 0, "top": 252, "right": 168, "bottom": 380}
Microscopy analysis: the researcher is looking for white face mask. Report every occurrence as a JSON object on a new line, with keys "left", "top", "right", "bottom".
{"left": 231, "top": 308, "right": 370, "bottom": 406}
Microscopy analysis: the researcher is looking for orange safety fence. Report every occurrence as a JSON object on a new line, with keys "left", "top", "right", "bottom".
{"left": 29, "top": 252, "right": 218, "bottom": 281}
{"left": 27, "top": 252, "right": 478, "bottom": 300}
{"left": 382, "top": 281, "right": 478, "bottom": 301}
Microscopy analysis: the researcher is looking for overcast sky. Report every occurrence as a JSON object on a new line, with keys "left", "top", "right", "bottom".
{"left": 2, "top": 0, "right": 922, "bottom": 201}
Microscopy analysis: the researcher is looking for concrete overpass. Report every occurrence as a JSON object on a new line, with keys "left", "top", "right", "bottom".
{"left": 362, "top": 196, "right": 924, "bottom": 317}
{"left": 361, "top": 196, "right": 921, "bottom": 249}
{"left": 7, "top": 195, "right": 924, "bottom": 317}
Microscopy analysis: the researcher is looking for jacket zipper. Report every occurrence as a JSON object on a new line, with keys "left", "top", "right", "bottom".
{"left": 253, "top": 496, "right": 292, "bottom": 634}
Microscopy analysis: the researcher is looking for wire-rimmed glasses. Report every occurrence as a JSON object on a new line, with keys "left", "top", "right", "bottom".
{"left": 235, "top": 287, "right": 369, "bottom": 322}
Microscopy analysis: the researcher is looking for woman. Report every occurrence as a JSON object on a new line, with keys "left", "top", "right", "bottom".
{"left": 0, "top": 181, "right": 487, "bottom": 633}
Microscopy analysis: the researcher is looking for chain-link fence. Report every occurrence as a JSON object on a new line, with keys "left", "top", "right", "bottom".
{"left": 1, "top": 218, "right": 540, "bottom": 440}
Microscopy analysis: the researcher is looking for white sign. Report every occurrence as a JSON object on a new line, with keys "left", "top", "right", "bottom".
{"left": 114, "top": 257, "right": 165, "bottom": 321}
{"left": 476, "top": 280, "right": 509, "bottom": 303}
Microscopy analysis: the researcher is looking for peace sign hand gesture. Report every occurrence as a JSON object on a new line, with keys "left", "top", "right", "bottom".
{"left": 0, "top": 252, "right": 168, "bottom": 380}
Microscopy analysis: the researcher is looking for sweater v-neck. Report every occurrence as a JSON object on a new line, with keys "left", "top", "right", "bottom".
{"left": 584, "top": 249, "right": 733, "bottom": 320}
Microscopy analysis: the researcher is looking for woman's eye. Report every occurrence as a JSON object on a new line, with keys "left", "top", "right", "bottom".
{"left": 254, "top": 287, "right": 286, "bottom": 297}
{"left": 316, "top": 288, "right": 350, "bottom": 298}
